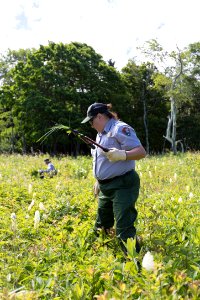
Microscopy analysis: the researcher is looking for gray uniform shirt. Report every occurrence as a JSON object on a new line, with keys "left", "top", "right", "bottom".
{"left": 91, "top": 118, "right": 141, "bottom": 180}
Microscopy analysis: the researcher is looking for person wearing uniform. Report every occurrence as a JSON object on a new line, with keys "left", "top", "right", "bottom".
{"left": 81, "top": 102, "right": 146, "bottom": 254}
{"left": 38, "top": 158, "right": 57, "bottom": 178}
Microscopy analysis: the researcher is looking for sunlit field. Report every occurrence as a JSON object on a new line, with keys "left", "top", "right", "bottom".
{"left": 0, "top": 153, "right": 199, "bottom": 299}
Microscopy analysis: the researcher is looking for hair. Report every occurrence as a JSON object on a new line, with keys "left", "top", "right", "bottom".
{"left": 105, "top": 103, "right": 119, "bottom": 120}
{"left": 44, "top": 158, "right": 50, "bottom": 163}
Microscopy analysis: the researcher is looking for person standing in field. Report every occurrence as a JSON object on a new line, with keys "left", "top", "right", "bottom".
{"left": 81, "top": 102, "right": 146, "bottom": 254}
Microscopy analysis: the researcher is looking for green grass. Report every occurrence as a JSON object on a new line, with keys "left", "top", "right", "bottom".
{"left": 0, "top": 152, "right": 199, "bottom": 299}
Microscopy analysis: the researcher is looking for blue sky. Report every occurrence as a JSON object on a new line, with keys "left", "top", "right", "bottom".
{"left": 0, "top": 0, "right": 199, "bottom": 70}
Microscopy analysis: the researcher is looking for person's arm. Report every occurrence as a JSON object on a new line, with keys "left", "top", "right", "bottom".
{"left": 125, "top": 145, "right": 146, "bottom": 160}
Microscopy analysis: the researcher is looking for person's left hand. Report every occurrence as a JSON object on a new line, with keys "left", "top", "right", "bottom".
{"left": 93, "top": 181, "right": 100, "bottom": 198}
{"left": 104, "top": 148, "right": 126, "bottom": 161}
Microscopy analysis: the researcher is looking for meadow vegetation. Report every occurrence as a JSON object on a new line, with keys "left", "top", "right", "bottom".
{"left": 0, "top": 153, "right": 199, "bottom": 299}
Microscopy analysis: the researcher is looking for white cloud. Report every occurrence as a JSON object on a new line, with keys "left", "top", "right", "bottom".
{"left": 0, "top": 0, "right": 199, "bottom": 70}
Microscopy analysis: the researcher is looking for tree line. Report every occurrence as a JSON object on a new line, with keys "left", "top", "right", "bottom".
{"left": 0, "top": 40, "right": 200, "bottom": 155}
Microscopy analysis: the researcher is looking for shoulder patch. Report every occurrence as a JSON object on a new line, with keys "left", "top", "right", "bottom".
{"left": 122, "top": 127, "right": 131, "bottom": 136}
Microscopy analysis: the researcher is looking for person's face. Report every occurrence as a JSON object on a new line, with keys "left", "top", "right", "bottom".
{"left": 89, "top": 115, "right": 97, "bottom": 126}
{"left": 89, "top": 114, "right": 108, "bottom": 132}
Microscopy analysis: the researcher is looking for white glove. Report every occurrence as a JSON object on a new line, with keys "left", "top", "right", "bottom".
{"left": 104, "top": 148, "right": 127, "bottom": 162}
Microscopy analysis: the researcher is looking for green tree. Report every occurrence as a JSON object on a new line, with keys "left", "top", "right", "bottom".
{"left": 138, "top": 39, "right": 196, "bottom": 154}
{"left": 0, "top": 49, "right": 32, "bottom": 152}
{"left": 122, "top": 60, "right": 168, "bottom": 153}
{"left": 177, "top": 42, "right": 200, "bottom": 150}
{"left": 0, "top": 42, "right": 128, "bottom": 154}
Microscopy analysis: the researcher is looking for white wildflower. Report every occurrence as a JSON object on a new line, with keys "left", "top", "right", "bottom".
{"left": 178, "top": 197, "right": 183, "bottom": 203}
{"left": 42, "top": 213, "right": 48, "bottom": 220}
{"left": 7, "top": 273, "right": 11, "bottom": 282}
{"left": 0, "top": 173, "right": 2, "bottom": 179}
{"left": 34, "top": 210, "right": 40, "bottom": 229}
{"left": 171, "top": 197, "right": 175, "bottom": 201}
{"left": 11, "top": 213, "right": 17, "bottom": 232}
{"left": 39, "top": 202, "right": 45, "bottom": 211}
{"left": 139, "top": 172, "right": 143, "bottom": 177}
{"left": 11, "top": 212, "right": 16, "bottom": 219}
{"left": 28, "top": 183, "right": 33, "bottom": 194}
{"left": 142, "top": 251, "right": 155, "bottom": 271}
{"left": 174, "top": 173, "right": 177, "bottom": 181}
{"left": 28, "top": 199, "right": 35, "bottom": 211}
{"left": 169, "top": 178, "right": 172, "bottom": 183}
{"left": 56, "top": 182, "right": 61, "bottom": 190}
{"left": 189, "top": 192, "right": 194, "bottom": 199}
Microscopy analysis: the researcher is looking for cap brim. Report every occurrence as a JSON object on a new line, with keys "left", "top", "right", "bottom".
{"left": 81, "top": 116, "right": 92, "bottom": 123}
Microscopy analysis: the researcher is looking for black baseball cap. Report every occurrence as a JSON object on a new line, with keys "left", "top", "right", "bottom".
{"left": 81, "top": 103, "right": 108, "bottom": 123}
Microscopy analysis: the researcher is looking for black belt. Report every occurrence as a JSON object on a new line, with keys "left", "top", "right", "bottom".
{"left": 98, "top": 170, "right": 133, "bottom": 184}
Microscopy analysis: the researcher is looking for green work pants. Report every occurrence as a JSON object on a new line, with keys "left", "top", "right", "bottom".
{"left": 95, "top": 170, "right": 140, "bottom": 241}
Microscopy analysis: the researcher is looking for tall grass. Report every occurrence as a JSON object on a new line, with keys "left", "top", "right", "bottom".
{"left": 0, "top": 152, "right": 199, "bottom": 299}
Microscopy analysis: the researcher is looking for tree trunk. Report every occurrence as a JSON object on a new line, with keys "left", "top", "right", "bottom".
{"left": 164, "top": 95, "right": 178, "bottom": 154}
{"left": 10, "top": 125, "right": 15, "bottom": 153}
{"left": 171, "top": 96, "right": 177, "bottom": 154}
{"left": 163, "top": 50, "right": 183, "bottom": 155}
{"left": 142, "top": 80, "right": 150, "bottom": 154}
{"left": 22, "top": 132, "right": 27, "bottom": 154}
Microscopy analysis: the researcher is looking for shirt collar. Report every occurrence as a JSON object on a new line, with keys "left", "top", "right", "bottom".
{"left": 98, "top": 118, "right": 115, "bottom": 136}
{"left": 103, "top": 118, "right": 115, "bottom": 133}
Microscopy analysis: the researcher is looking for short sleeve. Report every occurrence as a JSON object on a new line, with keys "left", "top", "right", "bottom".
{"left": 114, "top": 125, "right": 141, "bottom": 150}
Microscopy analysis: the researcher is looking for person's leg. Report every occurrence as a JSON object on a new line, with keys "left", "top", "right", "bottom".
{"left": 94, "top": 188, "right": 115, "bottom": 232}
{"left": 113, "top": 170, "right": 140, "bottom": 250}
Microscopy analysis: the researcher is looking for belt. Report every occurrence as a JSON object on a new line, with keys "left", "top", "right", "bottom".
{"left": 97, "top": 170, "right": 133, "bottom": 184}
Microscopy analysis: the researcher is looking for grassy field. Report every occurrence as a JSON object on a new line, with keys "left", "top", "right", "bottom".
{"left": 0, "top": 152, "right": 199, "bottom": 299}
